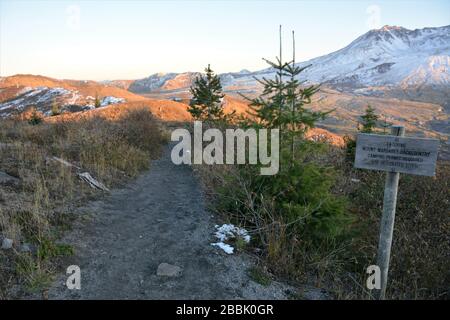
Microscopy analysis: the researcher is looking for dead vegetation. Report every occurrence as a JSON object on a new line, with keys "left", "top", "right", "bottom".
{"left": 195, "top": 143, "right": 449, "bottom": 300}
{"left": 335, "top": 159, "right": 450, "bottom": 299}
{"left": 0, "top": 108, "right": 168, "bottom": 298}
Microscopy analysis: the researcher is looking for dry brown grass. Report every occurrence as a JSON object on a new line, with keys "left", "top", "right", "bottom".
{"left": 334, "top": 158, "right": 450, "bottom": 299}
{"left": 194, "top": 141, "right": 449, "bottom": 300}
{"left": 0, "top": 107, "right": 167, "bottom": 298}
{"left": 44, "top": 100, "right": 192, "bottom": 123}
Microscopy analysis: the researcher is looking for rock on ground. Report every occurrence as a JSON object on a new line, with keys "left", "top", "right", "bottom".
{"left": 0, "top": 171, "right": 19, "bottom": 187}
{"left": 156, "top": 263, "right": 182, "bottom": 277}
{"left": 2, "top": 238, "right": 13, "bottom": 250}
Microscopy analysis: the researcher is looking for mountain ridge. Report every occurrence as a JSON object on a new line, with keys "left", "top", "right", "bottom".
{"left": 121, "top": 25, "right": 450, "bottom": 95}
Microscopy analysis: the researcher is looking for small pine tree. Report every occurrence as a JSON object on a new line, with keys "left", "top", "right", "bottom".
{"left": 189, "top": 64, "right": 225, "bottom": 122}
{"left": 235, "top": 26, "right": 349, "bottom": 241}
{"left": 28, "top": 108, "right": 43, "bottom": 125}
{"left": 360, "top": 105, "right": 379, "bottom": 133}
{"left": 94, "top": 93, "right": 101, "bottom": 108}
{"left": 380, "top": 114, "right": 391, "bottom": 134}
{"left": 243, "top": 27, "right": 331, "bottom": 162}
{"left": 51, "top": 99, "right": 60, "bottom": 116}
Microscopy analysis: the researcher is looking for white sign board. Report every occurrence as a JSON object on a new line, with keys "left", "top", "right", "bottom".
{"left": 355, "top": 133, "right": 439, "bottom": 176}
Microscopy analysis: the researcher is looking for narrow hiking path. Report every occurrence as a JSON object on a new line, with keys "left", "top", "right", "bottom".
{"left": 47, "top": 145, "right": 301, "bottom": 300}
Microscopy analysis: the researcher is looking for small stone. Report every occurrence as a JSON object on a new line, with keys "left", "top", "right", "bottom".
{"left": 20, "top": 243, "right": 32, "bottom": 253}
{"left": 0, "top": 171, "right": 19, "bottom": 187}
{"left": 156, "top": 263, "right": 182, "bottom": 277}
{"left": 2, "top": 238, "right": 13, "bottom": 250}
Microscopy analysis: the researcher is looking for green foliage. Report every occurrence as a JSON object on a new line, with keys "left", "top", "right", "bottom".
{"left": 238, "top": 143, "right": 349, "bottom": 242}
{"left": 37, "top": 237, "right": 74, "bottom": 261}
{"left": 248, "top": 266, "right": 272, "bottom": 286}
{"left": 360, "top": 105, "right": 379, "bottom": 133}
{"left": 15, "top": 253, "right": 53, "bottom": 292}
{"left": 94, "top": 93, "right": 101, "bottom": 108}
{"left": 227, "top": 29, "right": 348, "bottom": 241}
{"left": 51, "top": 99, "right": 61, "bottom": 116}
{"left": 189, "top": 64, "right": 225, "bottom": 122}
{"left": 344, "top": 106, "right": 384, "bottom": 165}
{"left": 246, "top": 59, "right": 327, "bottom": 132}
{"left": 198, "top": 28, "right": 353, "bottom": 289}
{"left": 28, "top": 109, "right": 43, "bottom": 125}
{"left": 380, "top": 114, "right": 392, "bottom": 134}
{"left": 343, "top": 135, "right": 357, "bottom": 163}
{"left": 241, "top": 32, "right": 332, "bottom": 164}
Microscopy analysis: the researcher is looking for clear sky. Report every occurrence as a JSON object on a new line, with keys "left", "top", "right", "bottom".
{"left": 0, "top": 0, "right": 449, "bottom": 80}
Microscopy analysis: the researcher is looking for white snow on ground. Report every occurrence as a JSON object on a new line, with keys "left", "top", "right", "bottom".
{"left": 100, "top": 96, "right": 125, "bottom": 106}
{"left": 214, "top": 224, "right": 251, "bottom": 243}
{"left": 0, "top": 89, "right": 127, "bottom": 117}
{"left": 37, "top": 87, "right": 71, "bottom": 104}
{"left": 211, "top": 242, "right": 234, "bottom": 254}
{"left": 65, "top": 90, "right": 82, "bottom": 105}
{"left": 18, "top": 86, "right": 33, "bottom": 95}
{"left": 211, "top": 224, "right": 251, "bottom": 254}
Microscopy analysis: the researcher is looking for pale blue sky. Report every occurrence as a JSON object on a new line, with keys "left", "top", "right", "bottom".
{"left": 1, "top": 0, "right": 449, "bottom": 80}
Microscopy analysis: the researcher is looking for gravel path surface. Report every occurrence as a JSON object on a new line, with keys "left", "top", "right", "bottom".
{"left": 48, "top": 145, "right": 300, "bottom": 300}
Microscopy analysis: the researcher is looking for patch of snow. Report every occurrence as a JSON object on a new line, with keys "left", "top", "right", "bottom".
{"left": 214, "top": 224, "right": 251, "bottom": 243}
{"left": 36, "top": 87, "right": 71, "bottom": 104}
{"left": 100, "top": 96, "right": 125, "bottom": 106}
{"left": 211, "top": 242, "right": 234, "bottom": 254}
{"left": 210, "top": 224, "right": 251, "bottom": 255}
{"left": 18, "top": 86, "right": 33, "bottom": 95}
{"left": 65, "top": 91, "right": 82, "bottom": 105}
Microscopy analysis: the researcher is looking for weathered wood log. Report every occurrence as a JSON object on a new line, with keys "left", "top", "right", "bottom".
{"left": 46, "top": 156, "right": 109, "bottom": 192}
{"left": 77, "top": 172, "right": 110, "bottom": 192}
{"left": 47, "top": 156, "right": 81, "bottom": 170}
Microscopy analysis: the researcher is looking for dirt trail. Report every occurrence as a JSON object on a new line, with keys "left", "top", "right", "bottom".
{"left": 48, "top": 145, "right": 303, "bottom": 300}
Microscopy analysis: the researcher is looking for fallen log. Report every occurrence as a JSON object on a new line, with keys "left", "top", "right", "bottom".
{"left": 46, "top": 156, "right": 109, "bottom": 192}
{"left": 77, "top": 172, "right": 110, "bottom": 192}
{"left": 47, "top": 156, "right": 81, "bottom": 170}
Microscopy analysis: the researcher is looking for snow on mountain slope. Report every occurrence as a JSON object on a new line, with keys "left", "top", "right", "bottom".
{"left": 246, "top": 25, "right": 450, "bottom": 88}
{"left": 129, "top": 25, "right": 449, "bottom": 93}
{"left": 128, "top": 73, "right": 177, "bottom": 92}
{"left": 0, "top": 75, "right": 193, "bottom": 121}
{"left": 127, "top": 70, "right": 254, "bottom": 94}
{"left": 400, "top": 55, "right": 450, "bottom": 86}
{"left": 0, "top": 85, "right": 126, "bottom": 117}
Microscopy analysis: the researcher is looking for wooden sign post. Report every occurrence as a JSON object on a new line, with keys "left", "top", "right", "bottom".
{"left": 354, "top": 126, "right": 439, "bottom": 300}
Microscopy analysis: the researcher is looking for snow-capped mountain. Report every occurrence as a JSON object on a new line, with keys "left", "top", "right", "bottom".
{"left": 127, "top": 70, "right": 255, "bottom": 94}
{"left": 129, "top": 25, "right": 450, "bottom": 93}
{"left": 303, "top": 25, "right": 450, "bottom": 88}
{"left": 129, "top": 72, "right": 202, "bottom": 93}
{"left": 223, "top": 25, "right": 450, "bottom": 89}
